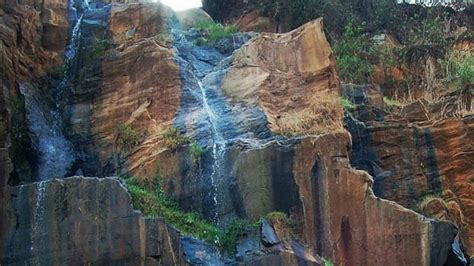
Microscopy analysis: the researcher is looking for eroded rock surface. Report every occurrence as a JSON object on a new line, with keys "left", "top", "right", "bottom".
{"left": 343, "top": 84, "right": 474, "bottom": 259}
{"left": 0, "top": 177, "right": 188, "bottom": 265}
{"left": 223, "top": 19, "right": 342, "bottom": 136}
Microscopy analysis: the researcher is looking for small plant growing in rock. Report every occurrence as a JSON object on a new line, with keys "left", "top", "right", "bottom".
{"left": 116, "top": 123, "right": 141, "bottom": 149}
{"left": 46, "top": 65, "right": 65, "bottom": 78}
{"left": 266, "top": 211, "right": 292, "bottom": 225}
{"left": 189, "top": 142, "right": 205, "bottom": 165}
{"left": 318, "top": 256, "right": 334, "bottom": 266}
{"left": 163, "top": 128, "right": 191, "bottom": 150}
{"left": 383, "top": 96, "right": 403, "bottom": 108}
{"left": 89, "top": 38, "right": 109, "bottom": 60}
{"left": 339, "top": 97, "right": 355, "bottom": 110}
{"left": 193, "top": 20, "right": 238, "bottom": 45}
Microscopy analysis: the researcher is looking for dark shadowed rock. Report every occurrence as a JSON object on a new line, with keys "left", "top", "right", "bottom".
{"left": 0, "top": 177, "right": 188, "bottom": 265}
{"left": 261, "top": 219, "right": 280, "bottom": 247}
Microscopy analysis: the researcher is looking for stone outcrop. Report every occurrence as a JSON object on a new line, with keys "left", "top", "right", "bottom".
{"left": 343, "top": 84, "right": 473, "bottom": 260}
{"left": 0, "top": 177, "right": 188, "bottom": 265}
{"left": 223, "top": 19, "right": 342, "bottom": 136}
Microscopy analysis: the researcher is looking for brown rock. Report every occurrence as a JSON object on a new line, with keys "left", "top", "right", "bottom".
{"left": 91, "top": 37, "right": 181, "bottom": 176}
{"left": 235, "top": 10, "right": 277, "bottom": 33}
{"left": 109, "top": 3, "right": 174, "bottom": 45}
{"left": 223, "top": 18, "right": 343, "bottom": 135}
{"left": 346, "top": 85, "right": 474, "bottom": 259}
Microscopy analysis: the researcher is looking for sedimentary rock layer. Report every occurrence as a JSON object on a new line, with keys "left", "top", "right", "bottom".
{"left": 344, "top": 84, "right": 474, "bottom": 259}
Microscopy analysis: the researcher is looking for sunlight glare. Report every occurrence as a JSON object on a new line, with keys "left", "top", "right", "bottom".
{"left": 159, "top": 0, "right": 202, "bottom": 11}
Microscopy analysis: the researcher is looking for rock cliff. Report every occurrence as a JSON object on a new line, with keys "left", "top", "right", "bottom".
{"left": 0, "top": 1, "right": 467, "bottom": 265}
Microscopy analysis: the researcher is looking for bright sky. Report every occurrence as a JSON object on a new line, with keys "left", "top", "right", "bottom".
{"left": 159, "top": 0, "right": 202, "bottom": 11}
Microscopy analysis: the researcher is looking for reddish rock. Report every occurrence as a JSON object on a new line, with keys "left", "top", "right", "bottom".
{"left": 235, "top": 10, "right": 277, "bottom": 33}
{"left": 345, "top": 85, "right": 474, "bottom": 259}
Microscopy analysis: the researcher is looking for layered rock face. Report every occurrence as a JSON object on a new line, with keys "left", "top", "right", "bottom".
{"left": 0, "top": 177, "right": 188, "bottom": 265}
{"left": 0, "top": 1, "right": 464, "bottom": 265}
{"left": 0, "top": 0, "right": 70, "bottom": 256}
{"left": 343, "top": 84, "right": 473, "bottom": 259}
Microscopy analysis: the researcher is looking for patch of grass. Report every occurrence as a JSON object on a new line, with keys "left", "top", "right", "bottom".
{"left": 414, "top": 192, "right": 443, "bottom": 213}
{"left": 193, "top": 20, "right": 238, "bottom": 45}
{"left": 278, "top": 92, "right": 343, "bottom": 136}
{"left": 116, "top": 123, "right": 141, "bottom": 149}
{"left": 318, "top": 256, "right": 334, "bottom": 266}
{"left": 189, "top": 142, "right": 205, "bottom": 165}
{"left": 339, "top": 97, "right": 355, "bottom": 110}
{"left": 163, "top": 128, "right": 191, "bottom": 150}
{"left": 122, "top": 175, "right": 260, "bottom": 254}
{"left": 266, "top": 211, "right": 292, "bottom": 225}
{"left": 383, "top": 96, "right": 403, "bottom": 108}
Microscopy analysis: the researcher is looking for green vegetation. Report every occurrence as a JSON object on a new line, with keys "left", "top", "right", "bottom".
{"left": 319, "top": 256, "right": 334, "bottom": 266}
{"left": 442, "top": 50, "right": 474, "bottom": 92}
{"left": 89, "top": 38, "right": 109, "bottom": 60}
{"left": 189, "top": 142, "right": 205, "bottom": 165}
{"left": 163, "top": 128, "right": 191, "bottom": 150}
{"left": 339, "top": 97, "right": 355, "bottom": 110}
{"left": 46, "top": 65, "right": 65, "bottom": 77}
{"left": 193, "top": 20, "right": 237, "bottom": 45}
{"left": 383, "top": 96, "right": 403, "bottom": 108}
{"left": 266, "top": 211, "right": 292, "bottom": 225}
{"left": 334, "top": 22, "right": 375, "bottom": 83}
{"left": 122, "top": 174, "right": 260, "bottom": 254}
{"left": 116, "top": 123, "right": 141, "bottom": 149}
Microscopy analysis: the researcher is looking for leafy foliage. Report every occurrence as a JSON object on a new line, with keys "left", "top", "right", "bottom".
{"left": 339, "top": 97, "right": 355, "bottom": 110}
{"left": 163, "top": 128, "right": 191, "bottom": 150}
{"left": 441, "top": 50, "right": 474, "bottom": 92}
{"left": 189, "top": 142, "right": 205, "bottom": 165}
{"left": 116, "top": 123, "right": 141, "bottom": 149}
{"left": 334, "top": 22, "right": 375, "bottom": 83}
{"left": 193, "top": 20, "right": 238, "bottom": 45}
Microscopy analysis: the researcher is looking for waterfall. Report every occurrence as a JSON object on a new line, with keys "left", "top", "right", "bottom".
{"left": 20, "top": 0, "right": 86, "bottom": 181}
{"left": 196, "top": 79, "right": 224, "bottom": 223}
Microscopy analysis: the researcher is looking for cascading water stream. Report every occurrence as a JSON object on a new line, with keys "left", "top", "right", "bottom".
{"left": 196, "top": 78, "right": 225, "bottom": 224}
{"left": 21, "top": 0, "right": 85, "bottom": 181}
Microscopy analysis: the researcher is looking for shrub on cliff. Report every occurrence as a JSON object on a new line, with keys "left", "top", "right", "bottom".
{"left": 193, "top": 20, "right": 237, "bottom": 45}
{"left": 116, "top": 123, "right": 141, "bottom": 149}
{"left": 334, "top": 22, "right": 375, "bottom": 83}
{"left": 163, "top": 128, "right": 191, "bottom": 150}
